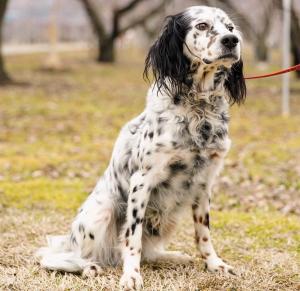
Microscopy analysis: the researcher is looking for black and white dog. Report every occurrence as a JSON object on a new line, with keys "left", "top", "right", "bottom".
{"left": 37, "top": 6, "right": 246, "bottom": 290}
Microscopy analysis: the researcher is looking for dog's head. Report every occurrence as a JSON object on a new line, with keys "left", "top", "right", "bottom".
{"left": 144, "top": 6, "right": 246, "bottom": 104}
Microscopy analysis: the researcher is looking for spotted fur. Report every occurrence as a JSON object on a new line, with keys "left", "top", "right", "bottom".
{"left": 37, "top": 6, "right": 245, "bottom": 290}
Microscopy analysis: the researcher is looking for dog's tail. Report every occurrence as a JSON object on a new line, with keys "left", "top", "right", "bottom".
{"left": 35, "top": 235, "right": 89, "bottom": 272}
{"left": 36, "top": 191, "right": 122, "bottom": 272}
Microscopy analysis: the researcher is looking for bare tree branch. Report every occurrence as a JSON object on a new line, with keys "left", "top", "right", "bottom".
{"left": 113, "top": 0, "right": 147, "bottom": 37}
{"left": 79, "top": 0, "right": 106, "bottom": 39}
{"left": 116, "top": 0, "right": 144, "bottom": 16}
{"left": 117, "top": 0, "right": 170, "bottom": 36}
{"left": 79, "top": 0, "right": 172, "bottom": 62}
{"left": 142, "top": 8, "right": 166, "bottom": 42}
{"left": 260, "top": 0, "right": 276, "bottom": 36}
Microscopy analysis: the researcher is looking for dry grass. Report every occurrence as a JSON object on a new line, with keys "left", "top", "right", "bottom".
{"left": 0, "top": 49, "right": 300, "bottom": 290}
{"left": 1, "top": 208, "right": 299, "bottom": 291}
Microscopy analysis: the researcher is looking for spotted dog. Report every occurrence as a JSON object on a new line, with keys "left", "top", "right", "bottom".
{"left": 37, "top": 6, "right": 246, "bottom": 290}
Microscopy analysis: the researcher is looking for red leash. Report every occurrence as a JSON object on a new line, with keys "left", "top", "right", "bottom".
{"left": 244, "top": 64, "right": 300, "bottom": 80}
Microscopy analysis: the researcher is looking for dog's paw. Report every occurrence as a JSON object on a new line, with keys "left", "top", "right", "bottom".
{"left": 205, "top": 257, "right": 235, "bottom": 275}
{"left": 82, "top": 264, "right": 103, "bottom": 278}
{"left": 120, "top": 270, "right": 143, "bottom": 290}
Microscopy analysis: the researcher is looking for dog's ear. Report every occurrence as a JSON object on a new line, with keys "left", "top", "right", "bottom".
{"left": 144, "top": 13, "right": 191, "bottom": 95}
{"left": 224, "top": 59, "right": 247, "bottom": 105}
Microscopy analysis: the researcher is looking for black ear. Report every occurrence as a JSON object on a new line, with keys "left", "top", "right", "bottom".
{"left": 144, "top": 13, "right": 191, "bottom": 95}
{"left": 224, "top": 59, "right": 247, "bottom": 105}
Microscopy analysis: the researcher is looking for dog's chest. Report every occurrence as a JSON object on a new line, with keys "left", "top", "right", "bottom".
{"left": 149, "top": 93, "right": 230, "bottom": 156}
{"left": 142, "top": 94, "right": 230, "bottom": 236}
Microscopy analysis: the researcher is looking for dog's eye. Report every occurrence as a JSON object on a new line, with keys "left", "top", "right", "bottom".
{"left": 227, "top": 25, "right": 234, "bottom": 32}
{"left": 196, "top": 23, "right": 209, "bottom": 31}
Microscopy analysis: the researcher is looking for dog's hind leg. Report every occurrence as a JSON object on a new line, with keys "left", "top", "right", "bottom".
{"left": 70, "top": 192, "right": 120, "bottom": 268}
{"left": 143, "top": 245, "right": 193, "bottom": 265}
{"left": 37, "top": 187, "right": 120, "bottom": 274}
{"left": 141, "top": 233, "right": 192, "bottom": 265}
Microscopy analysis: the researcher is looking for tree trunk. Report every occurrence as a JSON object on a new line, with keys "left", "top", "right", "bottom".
{"left": 0, "top": 0, "right": 10, "bottom": 84}
{"left": 291, "top": 43, "right": 300, "bottom": 78}
{"left": 80, "top": 0, "right": 169, "bottom": 63}
{"left": 98, "top": 36, "right": 115, "bottom": 62}
{"left": 254, "top": 37, "right": 268, "bottom": 62}
{"left": 291, "top": 5, "right": 300, "bottom": 78}
{"left": 0, "top": 33, "right": 10, "bottom": 84}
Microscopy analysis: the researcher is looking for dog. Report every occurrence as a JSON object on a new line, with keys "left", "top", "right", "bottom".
{"left": 37, "top": 6, "right": 246, "bottom": 290}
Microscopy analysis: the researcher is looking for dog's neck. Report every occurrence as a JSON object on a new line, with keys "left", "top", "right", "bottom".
{"left": 190, "top": 62, "right": 227, "bottom": 94}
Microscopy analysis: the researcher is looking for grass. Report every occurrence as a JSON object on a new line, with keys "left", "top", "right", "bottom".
{"left": 0, "top": 48, "right": 299, "bottom": 290}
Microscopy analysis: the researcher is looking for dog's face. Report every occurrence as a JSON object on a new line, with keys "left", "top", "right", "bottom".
{"left": 144, "top": 6, "right": 246, "bottom": 104}
{"left": 184, "top": 6, "right": 241, "bottom": 67}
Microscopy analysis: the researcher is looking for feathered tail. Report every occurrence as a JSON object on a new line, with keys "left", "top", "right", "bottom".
{"left": 36, "top": 235, "right": 89, "bottom": 272}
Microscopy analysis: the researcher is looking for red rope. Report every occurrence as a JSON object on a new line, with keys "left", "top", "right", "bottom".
{"left": 244, "top": 64, "right": 300, "bottom": 80}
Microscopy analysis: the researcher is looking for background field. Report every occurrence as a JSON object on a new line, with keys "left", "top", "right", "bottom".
{"left": 0, "top": 50, "right": 299, "bottom": 290}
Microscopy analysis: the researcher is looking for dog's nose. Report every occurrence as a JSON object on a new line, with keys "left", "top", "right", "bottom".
{"left": 221, "top": 35, "right": 239, "bottom": 50}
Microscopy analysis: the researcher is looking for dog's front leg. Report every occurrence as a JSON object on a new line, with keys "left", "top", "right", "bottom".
{"left": 192, "top": 185, "right": 235, "bottom": 274}
{"left": 120, "top": 171, "right": 150, "bottom": 290}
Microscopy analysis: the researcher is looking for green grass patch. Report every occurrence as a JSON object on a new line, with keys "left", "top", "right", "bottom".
{"left": 213, "top": 210, "right": 300, "bottom": 254}
{"left": 0, "top": 178, "right": 87, "bottom": 210}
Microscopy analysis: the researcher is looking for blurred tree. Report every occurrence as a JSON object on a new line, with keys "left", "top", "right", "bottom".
{"left": 79, "top": 0, "right": 170, "bottom": 62}
{"left": 141, "top": 6, "right": 167, "bottom": 45}
{"left": 291, "top": 5, "right": 300, "bottom": 78}
{"left": 275, "top": 0, "right": 300, "bottom": 78}
{"left": 201, "top": 0, "right": 275, "bottom": 62}
{"left": 0, "top": 0, "right": 10, "bottom": 84}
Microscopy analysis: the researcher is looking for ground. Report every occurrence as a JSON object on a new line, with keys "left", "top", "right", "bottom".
{"left": 0, "top": 49, "right": 299, "bottom": 290}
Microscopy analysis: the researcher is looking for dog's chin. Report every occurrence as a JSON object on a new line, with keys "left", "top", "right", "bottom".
{"left": 203, "top": 53, "right": 239, "bottom": 67}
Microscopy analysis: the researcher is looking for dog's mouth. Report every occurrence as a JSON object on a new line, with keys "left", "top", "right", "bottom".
{"left": 217, "top": 53, "right": 239, "bottom": 61}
